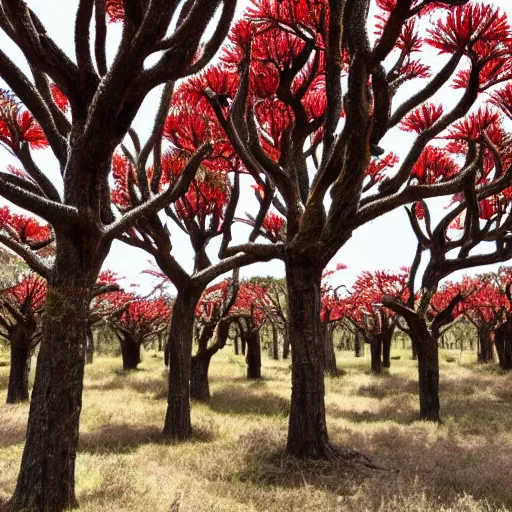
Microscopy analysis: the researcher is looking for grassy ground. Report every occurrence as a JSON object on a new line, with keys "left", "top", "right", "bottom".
{"left": 1, "top": 347, "right": 512, "bottom": 511}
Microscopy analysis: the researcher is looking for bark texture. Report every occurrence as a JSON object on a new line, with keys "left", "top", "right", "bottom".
{"left": 286, "top": 259, "right": 332, "bottom": 458}
{"left": 411, "top": 328, "right": 441, "bottom": 421}
{"left": 163, "top": 287, "right": 201, "bottom": 440}
{"left": 9, "top": 271, "right": 93, "bottom": 511}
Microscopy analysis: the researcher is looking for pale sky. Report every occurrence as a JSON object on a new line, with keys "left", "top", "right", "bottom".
{"left": 1, "top": 1, "right": 511, "bottom": 294}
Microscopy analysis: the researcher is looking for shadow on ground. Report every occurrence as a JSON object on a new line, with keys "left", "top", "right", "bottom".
{"left": 208, "top": 385, "right": 289, "bottom": 417}
{"left": 79, "top": 421, "right": 217, "bottom": 455}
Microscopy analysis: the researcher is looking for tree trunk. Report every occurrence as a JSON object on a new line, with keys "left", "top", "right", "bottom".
{"left": 120, "top": 335, "right": 141, "bottom": 370}
{"left": 190, "top": 355, "right": 211, "bottom": 401}
{"left": 164, "top": 340, "right": 170, "bottom": 367}
{"left": 7, "top": 332, "right": 31, "bottom": 404}
{"left": 163, "top": 286, "right": 202, "bottom": 440}
{"left": 354, "top": 330, "right": 362, "bottom": 358}
{"left": 246, "top": 329, "right": 261, "bottom": 379}
{"left": 85, "top": 326, "right": 94, "bottom": 364}
{"left": 282, "top": 326, "right": 290, "bottom": 359}
{"left": 495, "top": 325, "right": 512, "bottom": 370}
{"left": 369, "top": 337, "right": 382, "bottom": 374}
{"left": 477, "top": 328, "right": 493, "bottom": 363}
{"left": 323, "top": 323, "right": 337, "bottom": 374}
{"left": 271, "top": 324, "right": 279, "bottom": 360}
{"left": 286, "top": 259, "right": 332, "bottom": 459}
{"left": 233, "top": 331, "right": 239, "bottom": 355}
{"left": 241, "top": 332, "right": 246, "bottom": 355}
{"left": 411, "top": 338, "right": 418, "bottom": 360}
{"left": 411, "top": 328, "right": 440, "bottom": 422}
{"left": 382, "top": 331, "right": 393, "bottom": 368}
{"left": 9, "top": 274, "right": 94, "bottom": 512}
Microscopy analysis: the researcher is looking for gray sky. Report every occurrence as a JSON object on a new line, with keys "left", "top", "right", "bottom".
{"left": 0, "top": 1, "right": 511, "bottom": 294}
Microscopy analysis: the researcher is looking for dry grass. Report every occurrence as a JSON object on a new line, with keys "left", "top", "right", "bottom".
{"left": 1, "top": 348, "right": 512, "bottom": 511}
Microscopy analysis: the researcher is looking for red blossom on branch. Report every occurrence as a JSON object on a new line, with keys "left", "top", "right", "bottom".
{"left": 425, "top": 4, "right": 510, "bottom": 55}
{"left": 400, "top": 103, "right": 444, "bottom": 133}
{"left": 0, "top": 205, "right": 53, "bottom": 246}
{"left": 0, "top": 90, "right": 48, "bottom": 152}
{"left": 410, "top": 146, "right": 459, "bottom": 184}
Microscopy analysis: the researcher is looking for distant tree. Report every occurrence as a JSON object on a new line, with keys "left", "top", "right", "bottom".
{"left": 107, "top": 293, "right": 170, "bottom": 370}
{"left": 229, "top": 279, "right": 270, "bottom": 379}
{"left": 462, "top": 275, "right": 502, "bottom": 362}
{"left": 191, "top": 271, "right": 239, "bottom": 401}
{"left": 0, "top": 273, "right": 46, "bottom": 403}
{"left": 86, "top": 270, "right": 124, "bottom": 364}
{"left": 345, "top": 269, "right": 409, "bottom": 373}
{"left": 464, "top": 268, "right": 512, "bottom": 369}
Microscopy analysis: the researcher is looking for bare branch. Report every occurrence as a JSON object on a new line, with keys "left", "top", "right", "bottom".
{"left": 0, "top": 232, "right": 51, "bottom": 278}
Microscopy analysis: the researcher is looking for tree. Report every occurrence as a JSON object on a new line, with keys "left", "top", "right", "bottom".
{"left": 191, "top": 271, "right": 239, "bottom": 400}
{"left": 229, "top": 280, "right": 269, "bottom": 379}
{"left": 464, "top": 268, "right": 512, "bottom": 368}
{"left": 0, "top": 2, "right": 236, "bottom": 509}
{"left": 85, "top": 269, "right": 123, "bottom": 364}
{"left": 108, "top": 293, "right": 170, "bottom": 370}
{"left": 344, "top": 268, "right": 409, "bottom": 373}
{"left": 0, "top": 273, "right": 46, "bottom": 403}
{"left": 462, "top": 275, "right": 502, "bottom": 362}
{"left": 114, "top": 71, "right": 283, "bottom": 439}
{"left": 319, "top": 264, "right": 348, "bottom": 374}
{"left": 196, "top": 0, "right": 512, "bottom": 458}
{"left": 384, "top": 154, "right": 512, "bottom": 422}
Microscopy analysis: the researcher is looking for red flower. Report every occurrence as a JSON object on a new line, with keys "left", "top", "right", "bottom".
{"left": 401, "top": 103, "right": 444, "bottom": 133}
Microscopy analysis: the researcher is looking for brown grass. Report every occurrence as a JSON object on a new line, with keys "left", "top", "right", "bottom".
{"left": 1, "top": 348, "right": 512, "bottom": 511}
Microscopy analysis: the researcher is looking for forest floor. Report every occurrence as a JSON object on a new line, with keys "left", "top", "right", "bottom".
{"left": 1, "top": 348, "right": 512, "bottom": 511}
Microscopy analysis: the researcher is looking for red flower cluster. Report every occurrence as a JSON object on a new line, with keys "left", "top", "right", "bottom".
{"left": 0, "top": 90, "right": 48, "bottom": 152}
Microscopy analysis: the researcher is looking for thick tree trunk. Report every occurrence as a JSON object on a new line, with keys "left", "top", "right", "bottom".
{"left": 190, "top": 355, "right": 211, "bottom": 401}
{"left": 7, "top": 332, "right": 31, "bottom": 404}
{"left": 323, "top": 323, "right": 337, "bottom": 374}
{"left": 163, "top": 286, "right": 202, "bottom": 440}
{"left": 286, "top": 259, "right": 332, "bottom": 459}
{"left": 382, "top": 333, "right": 392, "bottom": 368}
{"left": 119, "top": 335, "right": 141, "bottom": 370}
{"left": 246, "top": 329, "right": 261, "bottom": 379}
{"left": 9, "top": 274, "right": 94, "bottom": 512}
{"left": 369, "top": 338, "right": 382, "bottom": 374}
{"left": 412, "top": 329, "right": 440, "bottom": 421}
{"left": 477, "top": 328, "right": 493, "bottom": 363}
